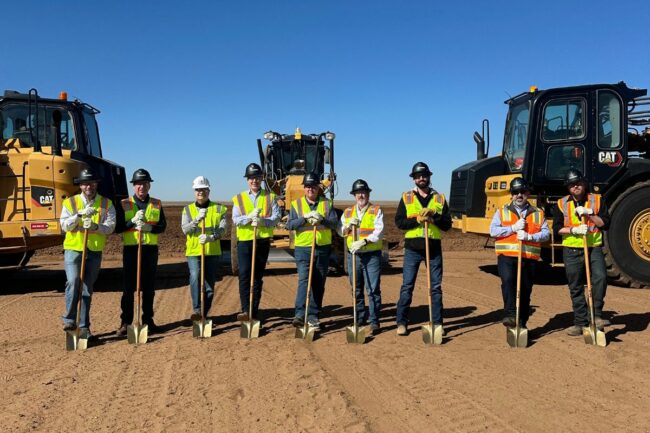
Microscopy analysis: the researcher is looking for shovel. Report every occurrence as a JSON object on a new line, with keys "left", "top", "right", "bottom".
{"left": 66, "top": 228, "right": 90, "bottom": 351}
{"left": 507, "top": 240, "right": 528, "bottom": 348}
{"left": 346, "top": 226, "right": 368, "bottom": 344}
{"left": 241, "top": 226, "right": 261, "bottom": 339}
{"left": 194, "top": 220, "right": 213, "bottom": 338}
{"left": 128, "top": 230, "right": 149, "bottom": 345}
{"left": 581, "top": 217, "right": 606, "bottom": 347}
{"left": 295, "top": 225, "right": 318, "bottom": 342}
{"left": 422, "top": 221, "right": 444, "bottom": 345}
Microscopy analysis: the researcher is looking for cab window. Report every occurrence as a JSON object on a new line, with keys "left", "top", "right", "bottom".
{"left": 1, "top": 104, "right": 76, "bottom": 150}
{"left": 542, "top": 99, "right": 585, "bottom": 142}
{"left": 597, "top": 91, "right": 622, "bottom": 149}
{"left": 546, "top": 144, "right": 585, "bottom": 179}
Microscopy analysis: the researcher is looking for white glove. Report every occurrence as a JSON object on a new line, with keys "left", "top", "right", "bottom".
{"left": 135, "top": 221, "right": 152, "bottom": 232}
{"left": 196, "top": 208, "right": 208, "bottom": 221}
{"left": 511, "top": 219, "right": 526, "bottom": 232}
{"left": 306, "top": 211, "right": 323, "bottom": 222}
{"left": 516, "top": 230, "right": 531, "bottom": 241}
{"left": 349, "top": 239, "right": 368, "bottom": 254}
{"left": 131, "top": 209, "right": 145, "bottom": 224}
{"left": 575, "top": 206, "right": 594, "bottom": 217}
{"left": 80, "top": 206, "right": 97, "bottom": 217}
{"left": 571, "top": 224, "right": 589, "bottom": 236}
{"left": 247, "top": 208, "right": 262, "bottom": 219}
{"left": 348, "top": 217, "right": 360, "bottom": 227}
{"left": 199, "top": 234, "right": 209, "bottom": 244}
{"left": 82, "top": 217, "right": 98, "bottom": 231}
{"left": 251, "top": 216, "right": 259, "bottom": 227}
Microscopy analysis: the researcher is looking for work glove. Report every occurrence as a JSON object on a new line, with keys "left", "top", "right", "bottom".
{"left": 306, "top": 211, "right": 323, "bottom": 225}
{"left": 419, "top": 208, "right": 437, "bottom": 217}
{"left": 135, "top": 221, "right": 152, "bottom": 232}
{"left": 196, "top": 208, "right": 208, "bottom": 222}
{"left": 570, "top": 224, "right": 589, "bottom": 236}
{"left": 347, "top": 217, "right": 360, "bottom": 227}
{"left": 131, "top": 209, "right": 145, "bottom": 224}
{"left": 416, "top": 214, "right": 432, "bottom": 224}
{"left": 199, "top": 233, "right": 215, "bottom": 244}
{"left": 511, "top": 219, "right": 526, "bottom": 232}
{"left": 251, "top": 216, "right": 259, "bottom": 227}
{"left": 575, "top": 206, "right": 594, "bottom": 217}
{"left": 516, "top": 230, "right": 531, "bottom": 241}
{"left": 246, "top": 208, "right": 262, "bottom": 219}
{"left": 349, "top": 239, "right": 368, "bottom": 254}
{"left": 82, "top": 217, "right": 98, "bottom": 231}
{"left": 80, "top": 206, "right": 98, "bottom": 217}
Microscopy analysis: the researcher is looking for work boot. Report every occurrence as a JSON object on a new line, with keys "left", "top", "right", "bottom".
{"left": 80, "top": 328, "right": 96, "bottom": 342}
{"left": 145, "top": 321, "right": 162, "bottom": 334}
{"left": 370, "top": 323, "right": 380, "bottom": 335}
{"left": 595, "top": 317, "right": 610, "bottom": 328}
{"left": 190, "top": 311, "right": 201, "bottom": 322}
{"left": 63, "top": 323, "right": 77, "bottom": 331}
{"left": 566, "top": 326, "right": 583, "bottom": 337}
{"left": 292, "top": 316, "right": 304, "bottom": 328}
{"left": 115, "top": 323, "right": 128, "bottom": 337}
{"left": 396, "top": 324, "right": 408, "bottom": 336}
{"left": 502, "top": 317, "right": 516, "bottom": 328}
{"left": 237, "top": 312, "right": 249, "bottom": 322}
{"left": 308, "top": 319, "right": 321, "bottom": 331}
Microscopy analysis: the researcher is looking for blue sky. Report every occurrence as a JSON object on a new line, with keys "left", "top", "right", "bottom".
{"left": 3, "top": 1, "right": 649, "bottom": 201}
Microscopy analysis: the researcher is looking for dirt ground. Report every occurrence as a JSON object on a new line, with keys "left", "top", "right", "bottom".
{"left": 2, "top": 204, "right": 650, "bottom": 433}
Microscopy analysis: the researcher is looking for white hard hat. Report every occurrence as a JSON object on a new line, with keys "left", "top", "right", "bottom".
{"left": 192, "top": 176, "right": 210, "bottom": 189}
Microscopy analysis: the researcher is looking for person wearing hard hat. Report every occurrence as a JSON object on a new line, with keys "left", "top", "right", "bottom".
{"left": 489, "top": 177, "right": 549, "bottom": 329}
{"left": 115, "top": 169, "right": 167, "bottom": 337}
{"left": 182, "top": 176, "right": 227, "bottom": 322}
{"left": 553, "top": 169, "right": 611, "bottom": 336}
{"left": 60, "top": 168, "right": 116, "bottom": 340}
{"left": 394, "top": 162, "right": 451, "bottom": 336}
{"left": 232, "top": 163, "right": 280, "bottom": 322}
{"left": 338, "top": 179, "right": 384, "bottom": 334}
{"left": 286, "top": 172, "right": 339, "bottom": 331}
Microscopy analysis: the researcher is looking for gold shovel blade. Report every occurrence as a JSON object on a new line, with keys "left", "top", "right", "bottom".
{"left": 583, "top": 326, "right": 607, "bottom": 347}
{"left": 422, "top": 324, "right": 444, "bottom": 345}
{"left": 65, "top": 329, "right": 88, "bottom": 351}
{"left": 240, "top": 320, "right": 261, "bottom": 339}
{"left": 127, "top": 324, "right": 149, "bottom": 345}
{"left": 345, "top": 325, "right": 368, "bottom": 344}
{"left": 294, "top": 325, "right": 316, "bottom": 342}
{"left": 193, "top": 319, "right": 213, "bottom": 338}
{"left": 507, "top": 326, "right": 528, "bottom": 348}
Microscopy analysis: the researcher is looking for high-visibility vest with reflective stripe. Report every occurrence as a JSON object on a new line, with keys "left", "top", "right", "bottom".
{"left": 402, "top": 191, "right": 445, "bottom": 240}
{"left": 494, "top": 204, "right": 543, "bottom": 260}
{"left": 558, "top": 194, "right": 603, "bottom": 247}
{"left": 232, "top": 190, "right": 276, "bottom": 241}
{"left": 121, "top": 196, "right": 162, "bottom": 246}
{"left": 291, "top": 197, "right": 332, "bottom": 247}
{"left": 63, "top": 194, "right": 111, "bottom": 252}
{"left": 343, "top": 205, "right": 383, "bottom": 252}
{"left": 183, "top": 202, "right": 227, "bottom": 256}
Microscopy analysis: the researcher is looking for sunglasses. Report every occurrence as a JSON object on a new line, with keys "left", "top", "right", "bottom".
{"left": 414, "top": 174, "right": 429, "bottom": 180}
{"left": 194, "top": 188, "right": 209, "bottom": 193}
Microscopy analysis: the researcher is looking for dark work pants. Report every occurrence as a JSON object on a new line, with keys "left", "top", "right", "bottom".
{"left": 120, "top": 245, "right": 159, "bottom": 325}
{"left": 497, "top": 254, "right": 535, "bottom": 326}
{"left": 563, "top": 246, "right": 607, "bottom": 327}
{"left": 237, "top": 238, "right": 271, "bottom": 317}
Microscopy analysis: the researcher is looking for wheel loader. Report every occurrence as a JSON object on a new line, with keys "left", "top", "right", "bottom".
{"left": 0, "top": 89, "right": 128, "bottom": 269}
{"left": 229, "top": 128, "right": 342, "bottom": 274}
{"left": 449, "top": 81, "right": 650, "bottom": 288}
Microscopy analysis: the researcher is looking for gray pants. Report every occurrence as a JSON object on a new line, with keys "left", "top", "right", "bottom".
{"left": 563, "top": 246, "right": 607, "bottom": 327}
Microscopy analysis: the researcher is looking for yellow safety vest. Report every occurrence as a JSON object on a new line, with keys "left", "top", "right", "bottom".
{"left": 558, "top": 194, "right": 603, "bottom": 247}
{"left": 494, "top": 204, "right": 543, "bottom": 260}
{"left": 121, "top": 196, "right": 162, "bottom": 246}
{"left": 183, "top": 202, "right": 227, "bottom": 256}
{"left": 232, "top": 190, "right": 276, "bottom": 241}
{"left": 62, "top": 194, "right": 111, "bottom": 252}
{"left": 342, "top": 205, "right": 383, "bottom": 252}
{"left": 291, "top": 197, "right": 332, "bottom": 247}
{"left": 402, "top": 191, "right": 445, "bottom": 240}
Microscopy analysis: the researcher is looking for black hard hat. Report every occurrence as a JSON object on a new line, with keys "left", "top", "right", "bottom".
{"left": 131, "top": 168, "right": 153, "bottom": 183}
{"left": 350, "top": 179, "right": 372, "bottom": 194}
{"left": 303, "top": 172, "right": 320, "bottom": 187}
{"left": 77, "top": 168, "right": 100, "bottom": 184}
{"left": 410, "top": 161, "right": 432, "bottom": 178}
{"left": 509, "top": 177, "right": 530, "bottom": 194}
{"left": 564, "top": 169, "right": 585, "bottom": 187}
{"left": 244, "top": 163, "right": 263, "bottom": 178}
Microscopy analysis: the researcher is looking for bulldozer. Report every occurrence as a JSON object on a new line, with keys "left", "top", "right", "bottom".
{"left": 450, "top": 81, "right": 650, "bottom": 288}
{"left": 229, "top": 128, "right": 340, "bottom": 274}
{"left": 0, "top": 89, "right": 128, "bottom": 269}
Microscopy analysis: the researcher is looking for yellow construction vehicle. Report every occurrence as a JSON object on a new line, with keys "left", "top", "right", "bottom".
{"left": 229, "top": 128, "right": 339, "bottom": 274}
{"left": 450, "top": 82, "right": 650, "bottom": 288}
{"left": 0, "top": 89, "right": 128, "bottom": 268}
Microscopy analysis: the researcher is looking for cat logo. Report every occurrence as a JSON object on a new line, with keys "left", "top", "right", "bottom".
{"left": 597, "top": 151, "right": 623, "bottom": 167}
{"left": 39, "top": 194, "right": 54, "bottom": 205}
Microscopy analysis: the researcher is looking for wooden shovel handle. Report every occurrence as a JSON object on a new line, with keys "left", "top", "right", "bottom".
{"left": 249, "top": 226, "right": 257, "bottom": 318}
{"left": 76, "top": 228, "right": 90, "bottom": 327}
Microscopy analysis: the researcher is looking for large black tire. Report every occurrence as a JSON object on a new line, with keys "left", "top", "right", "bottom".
{"left": 604, "top": 180, "right": 650, "bottom": 288}
{"left": 230, "top": 226, "right": 239, "bottom": 276}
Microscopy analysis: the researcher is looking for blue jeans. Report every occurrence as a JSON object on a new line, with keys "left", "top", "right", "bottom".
{"left": 563, "top": 246, "right": 607, "bottom": 326}
{"left": 187, "top": 255, "right": 219, "bottom": 315}
{"left": 396, "top": 248, "right": 443, "bottom": 325}
{"left": 294, "top": 245, "right": 330, "bottom": 322}
{"left": 237, "top": 239, "right": 271, "bottom": 317}
{"left": 347, "top": 250, "right": 382, "bottom": 325}
{"left": 62, "top": 249, "right": 102, "bottom": 329}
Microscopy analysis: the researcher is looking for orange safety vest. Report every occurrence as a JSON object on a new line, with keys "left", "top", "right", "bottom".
{"left": 494, "top": 204, "right": 543, "bottom": 260}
